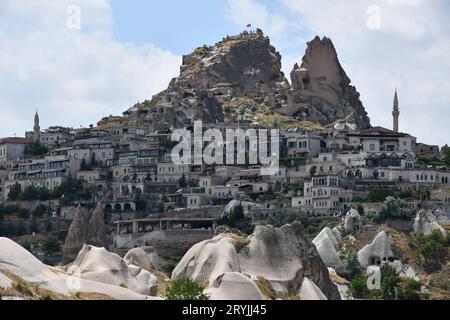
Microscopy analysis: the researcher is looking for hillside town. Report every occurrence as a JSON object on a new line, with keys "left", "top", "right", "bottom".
{"left": 1, "top": 30, "right": 449, "bottom": 301}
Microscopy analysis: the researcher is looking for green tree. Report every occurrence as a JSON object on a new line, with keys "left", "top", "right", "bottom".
{"left": 357, "top": 203, "right": 364, "bottom": 216}
{"left": 80, "top": 158, "right": 91, "bottom": 171}
{"left": 32, "top": 205, "right": 48, "bottom": 218}
{"left": 24, "top": 142, "right": 48, "bottom": 156}
{"left": 42, "top": 237, "right": 60, "bottom": 256}
{"left": 349, "top": 276, "right": 369, "bottom": 299}
{"left": 367, "top": 188, "right": 395, "bottom": 202}
{"left": 8, "top": 183, "right": 22, "bottom": 201}
{"left": 19, "top": 186, "right": 40, "bottom": 201}
{"left": 398, "top": 279, "right": 421, "bottom": 300}
{"left": 381, "top": 264, "right": 400, "bottom": 300}
{"left": 416, "top": 230, "right": 448, "bottom": 262}
{"left": 375, "top": 197, "right": 415, "bottom": 223}
{"left": 30, "top": 216, "right": 39, "bottom": 234}
{"left": 18, "top": 208, "right": 30, "bottom": 219}
{"left": 179, "top": 173, "right": 187, "bottom": 188}
{"left": 164, "top": 278, "right": 209, "bottom": 300}
{"left": 15, "top": 220, "right": 28, "bottom": 236}
{"left": 336, "top": 247, "right": 363, "bottom": 280}
{"left": 233, "top": 203, "right": 245, "bottom": 221}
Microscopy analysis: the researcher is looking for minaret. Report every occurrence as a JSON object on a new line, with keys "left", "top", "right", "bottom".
{"left": 392, "top": 89, "right": 399, "bottom": 133}
{"left": 33, "top": 110, "right": 40, "bottom": 143}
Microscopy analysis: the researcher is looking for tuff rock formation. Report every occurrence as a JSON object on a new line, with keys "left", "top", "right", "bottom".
{"left": 344, "top": 208, "right": 362, "bottom": 233}
{"left": 413, "top": 209, "right": 447, "bottom": 236}
{"left": 63, "top": 203, "right": 109, "bottom": 263}
{"left": 172, "top": 222, "right": 341, "bottom": 300}
{"left": 312, "top": 227, "right": 341, "bottom": 268}
{"left": 283, "top": 36, "right": 371, "bottom": 129}
{"left": 98, "top": 31, "right": 370, "bottom": 132}
{"left": 357, "top": 231, "right": 399, "bottom": 268}
{"left": 124, "top": 248, "right": 155, "bottom": 271}
{"left": 62, "top": 204, "right": 88, "bottom": 263}
{"left": 67, "top": 245, "right": 158, "bottom": 296}
{"left": 0, "top": 237, "right": 156, "bottom": 300}
{"left": 204, "top": 272, "right": 265, "bottom": 300}
{"left": 87, "top": 203, "right": 108, "bottom": 249}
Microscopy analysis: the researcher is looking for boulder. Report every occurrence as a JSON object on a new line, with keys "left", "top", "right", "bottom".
{"left": 312, "top": 227, "right": 341, "bottom": 268}
{"left": 171, "top": 234, "right": 240, "bottom": 284}
{"left": 413, "top": 209, "right": 447, "bottom": 236}
{"left": 357, "top": 231, "right": 398, "bottom": 268}
{"left": 67, "top": 245, "right": 158, "bottom": 296}
{"left": 299, "top": 277, "right": 327, "bottom": 300}
{"left": 124, "top": 248, "right": 154, "bottom": 271}
{"left": 205, "top": 272, "right": 265, "bottom": 300}
{"left": 344, "top": 209, "right": 362, "bottom": 233}
{"left": 0, "top": 238, "right": 154, "bottom": 300}
{"left": 173, "top": 222, "right": 341, "bottom": 300}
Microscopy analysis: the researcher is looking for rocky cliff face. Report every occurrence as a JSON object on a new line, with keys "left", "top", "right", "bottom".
{"left": 114, "top": 29, "right": 288, "bottom": 130}
{"left": 63, "top": 203, "right": 108, "bottom": 263}
{"left": 172, "top": 222, "right": 341, "bottom": 300}
{"left": 284, "top": 36, "right": 371, "bottom": 129}
{"left": 99, "top": 31, "right": 370, "bottom": 131}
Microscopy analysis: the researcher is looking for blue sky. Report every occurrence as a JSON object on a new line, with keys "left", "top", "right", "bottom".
{"left": 0, "top": 0, "right": 449, "bottom": 146}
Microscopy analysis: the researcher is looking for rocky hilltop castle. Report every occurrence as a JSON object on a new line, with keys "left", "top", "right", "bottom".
{"left": 99, "top": 30, "right": 370, "bottom": 131}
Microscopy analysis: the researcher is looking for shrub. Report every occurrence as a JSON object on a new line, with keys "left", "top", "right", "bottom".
{"left": 32, "top": 205, "right": 48, "bottom": 218}
{"left": 164, "top": 278, "right": 209, "bottom": 300}
{"left": 367, "top": 188, "right": 394, "bottom": 202}
{"left": 18, "top": 208, "right": 30, "bottom": 219}
{"left": 42, "top": 237, "right": 60, "bottom": 256}
{"left": 375, "top": 197, "right": 415, "bottom": 223}
{"left": 7, "top": 183, "right": 22, "bottom": 201}
{"left": 349, "top": 276, "right": 369, "bottom": 299}
{"left": 398, "top": 279, "right": 421, "bottom": 300}
{"left": 336, "top": 247, "right": 363, "bottom": 280}
{"left": 357, "top": 203, "right": 364, "bottom": 216}
{"left": 380, "top": 264, "right": 400, "bottom": 300}
{"left": 24, "top": 142, "right": 48, "bottom": 156}
{"left": 416, "top": 230, "right": 448, "bottom": 261}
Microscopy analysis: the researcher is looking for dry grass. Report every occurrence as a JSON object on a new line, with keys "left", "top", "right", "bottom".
{"left": 230, "top": 234, "right": 250, "bottom": 253}
{"left": 0, "top": 268, "right": 116, "bottom": 301}
{"left": 255, "top": 276, "right": 276, "bottom": 300}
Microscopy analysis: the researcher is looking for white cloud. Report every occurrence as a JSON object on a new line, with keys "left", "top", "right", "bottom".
{"left": 0, "top": 0, "right": 180, "bottom": 136}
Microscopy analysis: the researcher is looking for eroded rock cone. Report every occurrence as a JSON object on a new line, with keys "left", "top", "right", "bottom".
{"left": 285, "top": 36, "right": 371, "bottom": 129}
{"left": 62, "top": 204, "right": 88, "bottom": 263}
{"left": 87, "top": 202, "right": 109, "bottom": 250}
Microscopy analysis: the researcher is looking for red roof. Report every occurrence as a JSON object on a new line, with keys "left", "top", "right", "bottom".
{"left": 0, "top": 137, "right": 32, "bottom": 145}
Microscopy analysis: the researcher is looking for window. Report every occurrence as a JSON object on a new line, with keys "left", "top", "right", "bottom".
{"left": 369, "top": 144, "right": 375, "bottom": 151}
